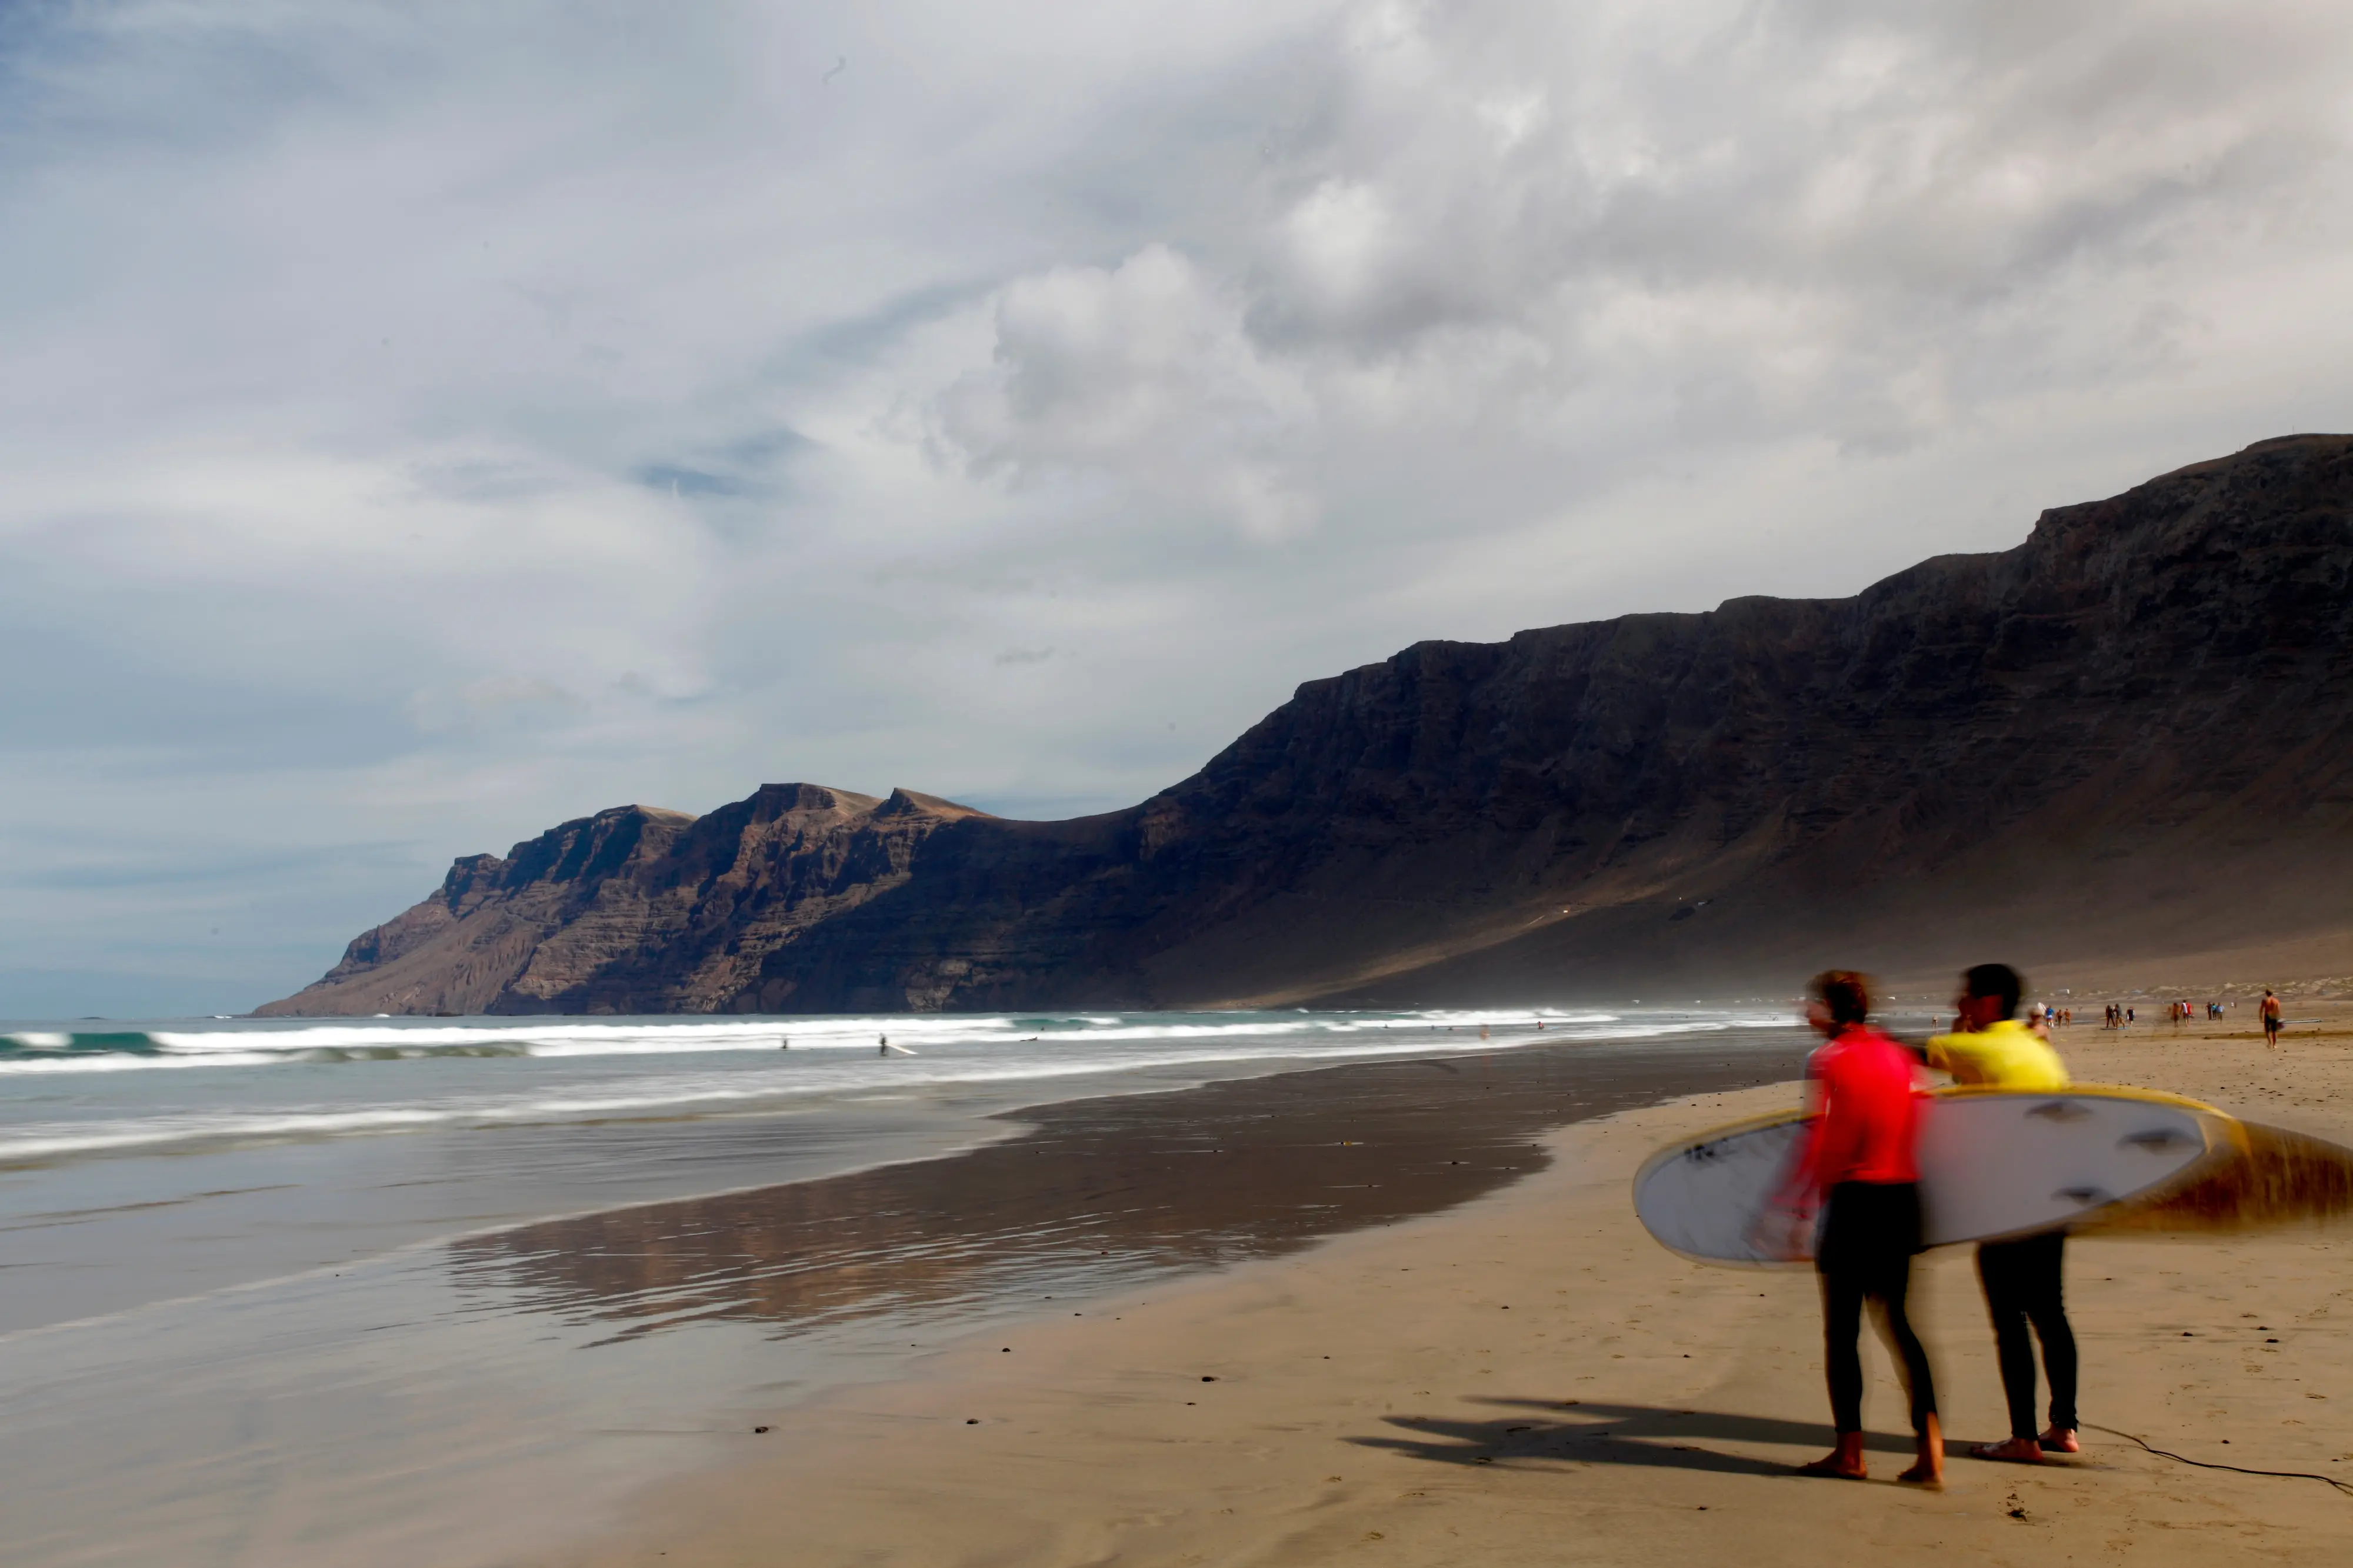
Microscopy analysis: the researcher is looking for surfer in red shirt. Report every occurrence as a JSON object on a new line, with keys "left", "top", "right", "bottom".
{"left": 1775, "top": 970, "right": 1944, "bottom": 1484}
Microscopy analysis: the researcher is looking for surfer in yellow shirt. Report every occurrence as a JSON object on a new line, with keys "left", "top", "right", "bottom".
{"left": 1924, "top": 963, "right": 2079, "bottom": 1463}
{"left": 1924, "top": 993, "right": 2068, "bottom": 1092}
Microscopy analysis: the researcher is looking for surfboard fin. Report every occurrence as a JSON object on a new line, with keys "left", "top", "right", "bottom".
{"left": 2119, "top": 1127, "right": 2195, "bottom": 1151}
{"left": 2054, "top": 1186, "right": 2113, "bottom": 1206}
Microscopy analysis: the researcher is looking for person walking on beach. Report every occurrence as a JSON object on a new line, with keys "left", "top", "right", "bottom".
{"left": 1925, "top": 963, "right": 2078, "bottom": 1463}
{"left": 1774, "top": 970, "right": 1942, "bottom": 1484}
{"left": 2262, "top": 989, "right": 2283, "bottom": 1047}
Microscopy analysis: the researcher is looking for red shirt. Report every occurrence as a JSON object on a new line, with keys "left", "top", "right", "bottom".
{"left": 1800, "top": 1025, "right": 1922, "bottom": 1189}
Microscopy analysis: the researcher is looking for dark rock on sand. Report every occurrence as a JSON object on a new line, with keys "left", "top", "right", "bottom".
{"left": 260, "top": 434, "right": 2353, "bottom": 1016}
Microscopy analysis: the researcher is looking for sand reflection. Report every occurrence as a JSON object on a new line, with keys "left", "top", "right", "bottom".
{"left": 449, "top": 1041, "right": 1800, "bottom": 1339}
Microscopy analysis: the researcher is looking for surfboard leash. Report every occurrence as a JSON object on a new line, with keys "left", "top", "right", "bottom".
{"left": 2084, "top": 1423, "right": 2353, "bottom": 1497}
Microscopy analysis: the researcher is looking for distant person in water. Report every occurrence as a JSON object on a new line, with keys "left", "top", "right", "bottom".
{"left": 1925, "top": 963, "right": 2079, "bottom": 1463}
{"left": 2262, "top": 990, "right": 2283, "bottom": 1046}
{"left": 1772, "top": 970, "right": 1942, "bottom": 1484}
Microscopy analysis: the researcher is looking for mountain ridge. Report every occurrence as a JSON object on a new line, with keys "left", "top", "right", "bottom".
{"left": 259, "top": 433, "right": 2353, "bottom": 1016}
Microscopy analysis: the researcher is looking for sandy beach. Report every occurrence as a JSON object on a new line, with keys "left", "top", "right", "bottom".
{"left": 561, "top": 1002, "right": 2353, "bottom": 1566}
{"left": 0, "top": 1015, "right": 1805, "bottom": 1568}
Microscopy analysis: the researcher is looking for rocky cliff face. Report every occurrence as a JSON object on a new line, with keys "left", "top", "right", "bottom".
{"left": 261, "top": 434, "right": 2353, "bottom": 1016}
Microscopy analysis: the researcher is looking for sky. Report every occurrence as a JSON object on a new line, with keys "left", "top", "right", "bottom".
{"left": 2, "top": 1, "right": 2349, "bottom": 1016}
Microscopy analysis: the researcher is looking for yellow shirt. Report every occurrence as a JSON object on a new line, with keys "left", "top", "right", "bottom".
{"left": 1925, "top": 1017, "right": 2070, "bottom": 1090}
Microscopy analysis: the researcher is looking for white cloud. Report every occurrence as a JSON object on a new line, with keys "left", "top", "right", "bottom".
{"left": 933, "top": 245, "right": 1318, "bottom": 539}
{"left": 403, "top": 676, "right": 587, "bottom": 737}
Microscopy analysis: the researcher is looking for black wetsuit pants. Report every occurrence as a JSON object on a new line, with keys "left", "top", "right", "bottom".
{"left": 1977, "top": 1230, "right": 2078, "bottom": 1441}
{"left": 1817, "top": 1180, "right": 1937, "bottom": 1436}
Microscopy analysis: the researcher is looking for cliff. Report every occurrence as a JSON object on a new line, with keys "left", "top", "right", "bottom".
{"left": 260, "top": 433, "right": 2353, "bottom": 1015}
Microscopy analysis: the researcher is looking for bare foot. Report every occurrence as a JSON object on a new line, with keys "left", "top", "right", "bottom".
{"left": 1900, "top": 1414, "right": 1945, "bottom": 1486}
{"left": 1799, "top": 1432, "right": 1869, "bottom": 1479}
{"left": 1969, "top": 1437, "right": 2045, "bottom": 1463}
{"left": 2039, "top": 1427, "right": 2080, "bottom": 1454}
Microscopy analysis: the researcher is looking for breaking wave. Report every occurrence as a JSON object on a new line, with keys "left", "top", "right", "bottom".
{"left": 0, "top": 1007, "right": 1799, "bottom": 1167}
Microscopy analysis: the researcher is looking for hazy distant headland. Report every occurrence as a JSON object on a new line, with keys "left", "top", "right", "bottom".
{"left": 259, "top": 435, "right": 2353, "bottom": 1017}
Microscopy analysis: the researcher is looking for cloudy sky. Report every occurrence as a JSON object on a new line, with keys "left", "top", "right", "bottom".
{"left": 3, "top": 1, "right": 2348, "bottom": 1015}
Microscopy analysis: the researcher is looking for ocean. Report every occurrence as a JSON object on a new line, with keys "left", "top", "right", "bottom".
{"left": 0, "top": 1006, "right": 1807, "bottom": 1566}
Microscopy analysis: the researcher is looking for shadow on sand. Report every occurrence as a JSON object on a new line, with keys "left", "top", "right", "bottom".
{"left": 1349, "top": 1397, "right": 1927, "bottom": 1478}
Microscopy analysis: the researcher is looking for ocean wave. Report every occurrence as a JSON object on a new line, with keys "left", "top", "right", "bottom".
{"left": 0, "top": 1013, "right": 1801, "bottom": 1166}
{"left": 1, "top": 1031, "right": 165, "bottom": 1057}
{"left": 0, "top": 1008, "right": 1674, "bottom": 1075}
{"left": 0, "top": 1009, "right": 1797, "bottom": 1094}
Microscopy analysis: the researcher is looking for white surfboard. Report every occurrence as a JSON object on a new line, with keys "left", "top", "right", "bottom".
{"left": 1634, "top": 1086, "right": 2238, "bottom": 1266}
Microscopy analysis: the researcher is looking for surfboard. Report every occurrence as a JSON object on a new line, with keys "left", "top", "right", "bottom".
{"left": 2074, "top": 1117, "right": 2353, "bottom": 1236}
{"left": 1634, "top": 1086, "right": 2238, "bottom": 1266}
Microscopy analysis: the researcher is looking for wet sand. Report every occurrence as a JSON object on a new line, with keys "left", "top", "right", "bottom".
{"left": 561, "top": 1003, "right": 2353, "bottom": 1566}
{"left": 456, "top": 1031, "right": 1804, "bottom": 1342}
